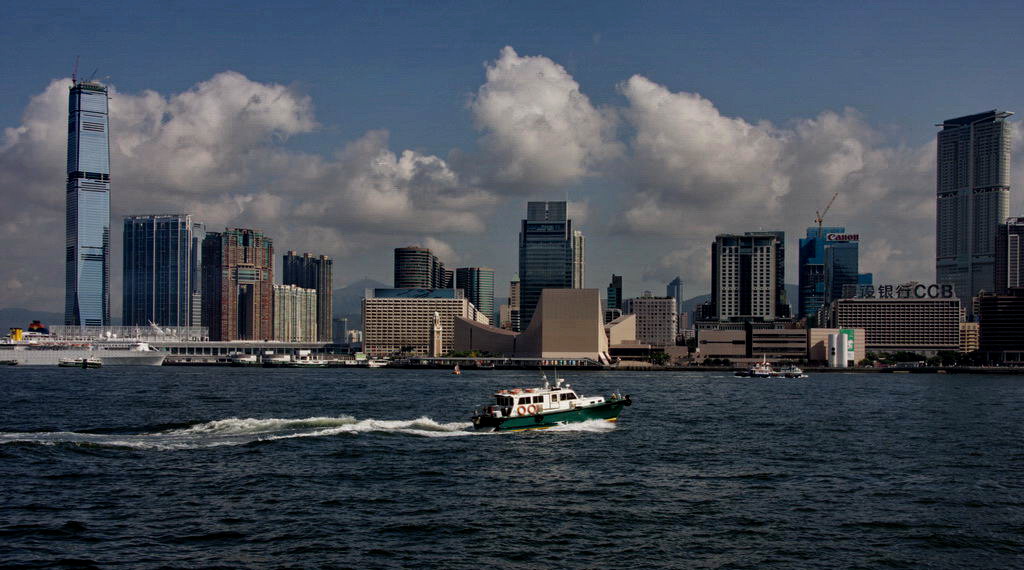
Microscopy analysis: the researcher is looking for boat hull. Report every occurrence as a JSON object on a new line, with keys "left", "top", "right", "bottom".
{"left": 472, "top": 400, "right": 627, "bottom": 432}
{"left": 0, "top": 349, "right": 166, "bottom": 366}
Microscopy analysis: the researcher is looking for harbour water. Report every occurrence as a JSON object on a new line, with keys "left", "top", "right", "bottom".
{"left": 1, "top": 367, "right": 1022, "bottom": 568}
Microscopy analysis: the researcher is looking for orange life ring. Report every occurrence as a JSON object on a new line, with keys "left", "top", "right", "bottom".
{"left": 527, "top": 404, "right": 538, "bottom": 414}
{"left": 517, "top": 405, "right": 526, "bottom": 416}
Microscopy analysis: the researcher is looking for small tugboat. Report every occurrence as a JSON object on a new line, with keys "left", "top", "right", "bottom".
{"left": 471, "top": 374, "right": 631, "bottom": 432}
{"left": 58, "top": 357, "right": 102, "bottom": 369}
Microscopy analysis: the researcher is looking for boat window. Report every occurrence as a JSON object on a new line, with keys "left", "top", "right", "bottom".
{"left": 559, "top": 393, "right": 568, "bottom": 401}
{"left": 518, "top": 397, "right": 531, "bottom": 405}
{"left": 568, "top": 393, "right": 577, "bottom": 400}
{"left": 532, "top": 396, "right": 543, "bottom": 403}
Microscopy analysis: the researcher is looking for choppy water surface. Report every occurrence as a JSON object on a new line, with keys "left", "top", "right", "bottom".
{"left": 1, "top": 367, "right": 1022, "bottom": 568}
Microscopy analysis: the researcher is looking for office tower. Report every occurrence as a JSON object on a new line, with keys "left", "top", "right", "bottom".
{"left": 273, "top": 284, "right": 317, "bottom": 342}
{"left": 936, "top": 110, "right": 1014, "bottom": 310}
{"left": 799, "top": 227, "right": 863, "bottom": 318}
{"left": 65, "top": 80, "right": 111, "bottom": 326}
{"left": 283, "top": 251, "right": 334, "bottom": 341}
{"left": 607, "top": 275, "right": 623, "bottom": 311}
{"left": 518, "top": 201, "right": 574, "bottom": 330}
{"left": 667, "top": 276, "right": 683, "bottom": 334}
{"left": 746, "top": 231, "right": 789, "bottom": 318}
{"left": 995, "top": 217, "right": 1024, "bottom": 293}
{"left": 456, "top": 267, "right": 495, "bottom": 323}
{"left": 201, "top": 228, "right": 274, "bottom": 341}
{"left": 509, "top": 274, "right": 521, "bottom": 331}
{"left": 623, "top": 292, "right": 677, "bottom": 346}
{"left": 122, "top": 214, "right": 205, "bottom": 327}
{"left": 710, "top": 232, "right": 783, "bottom": 321}
{"left": 572, "top": 230, "right": 585, "bottom": 288}
{"left": 394, "top": 246, "right": 451, "bottom": 288}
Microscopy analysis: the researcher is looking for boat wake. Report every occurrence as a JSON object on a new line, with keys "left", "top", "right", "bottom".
{"left": 0, "top": 414, "right": 619, "bottom": 450}
{"left": 0, "top": 415, "right": 483, "bottom": 450}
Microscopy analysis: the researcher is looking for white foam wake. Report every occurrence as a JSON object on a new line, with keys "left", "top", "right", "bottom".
{"left": 0, "top": 415, "right": 617, "bottom": 450}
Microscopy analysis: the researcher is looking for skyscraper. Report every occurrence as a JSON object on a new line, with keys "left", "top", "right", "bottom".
{"left": 65, "top": 80, "right": 111, "bottom": 326}
{"left": 572, "top": 230, "right": 585, "bottom": 288}
{"left": 666, "top": 277, "right": 683, "bottom": 310}
{"left": 508, "top": 274, "right": 521, "bottom": 331}
{"left": 710, "top": 232, "right": 783, "bottom": 321}
{"left": 201, "top": 228, "right": 274, "bottom": 341}
{"left": 936, "top": 110, "right": 1014, "bottom": 310}
{"left": 122, "top": 214, "right": 204, "bottom": 327}
{"left": 283, "top": 251, "right": 333, "bottom": 342}
{"left": 272, "top": 284, "right": 318, "bottom": 342}
{"left": 456, "top": 267, "right": 495, "bottom": 323}
{"left": 798, "top": 227, "right": 861, "bottom": 319}
{"left": 518, "top": 201, "right": 575, "bottom": 330}
{"left": 394, "top": 246, "right": 451, "bottom": 289}
{"left": 995, "top": 217, "right": 1024, "bottom": 294}
{"left": 607, "top": 274, "right": 623, "bottom": 312}
{"left": 746, "top": 231, "right": 789, "bottom": 318}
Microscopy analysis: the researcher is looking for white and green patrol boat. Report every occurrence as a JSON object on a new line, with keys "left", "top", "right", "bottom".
{"left": 471, "top": 375, "right": 631, "bottom": 432}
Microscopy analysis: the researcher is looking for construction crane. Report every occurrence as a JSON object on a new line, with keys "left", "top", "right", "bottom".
{"left": 815, "top": 191, "right": 839, "bottom": 239}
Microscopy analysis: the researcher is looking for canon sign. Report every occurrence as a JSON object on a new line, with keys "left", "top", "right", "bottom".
{"left": 826, "top": 233, "right": 860, "bottom": 242}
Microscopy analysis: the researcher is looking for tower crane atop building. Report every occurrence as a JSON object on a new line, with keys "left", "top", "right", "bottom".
{"left": 815, "top": 191, "right": 839, "bottom": 239}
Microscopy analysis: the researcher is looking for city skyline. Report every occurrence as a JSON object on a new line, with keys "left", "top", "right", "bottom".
{"left": 3, "top": 3, "right": 1024, "bottom": 316}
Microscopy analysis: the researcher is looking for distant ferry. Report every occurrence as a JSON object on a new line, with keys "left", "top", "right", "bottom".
{"left": 2, "top": 322, "right": 166, "bottom": 366}
{"left": 471, "top": 374, "right": 631, "bottom": 432}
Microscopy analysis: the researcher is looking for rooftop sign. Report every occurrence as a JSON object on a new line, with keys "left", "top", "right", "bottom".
{"left": 852, "top": 283, "right": 955, "bottom": 300}
{"left": 827, "top": 233, "right": 860, "bottom": 242}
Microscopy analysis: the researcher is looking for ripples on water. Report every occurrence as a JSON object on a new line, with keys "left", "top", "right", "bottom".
{"left": 1, "top": 367, "right": 1022, "bottom": 568}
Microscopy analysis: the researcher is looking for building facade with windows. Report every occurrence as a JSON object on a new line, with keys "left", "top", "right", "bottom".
{"left": 995, "top": 217, "right": 1024, "bottom": 294}
{"left": 936, "top": 110, "right": 1013, "bottom": 311}
{"left": 456, "top": 267, "right": 495, "bottom": 324}
{"left": 394, "top": 246, "right": 451, "bottom": 289}
{"left": 710, "top": 232, "right": 784, "bottom": 321}
{"left": 283, "top": 251, "right": 333, "bottom": 342}
{"left": 518, "top": 202, "right": 577, "bottom": 330}
{"left": 65, "top": 81, "right": 111, "bottom": 326}
{"left": 623, "top": 292, "right": 677, "bottom": 347}
{"left": 123, "top": 214, "right": 205, "bottom": 327}
{"left": 201, "top": 228, "right": 274, "bottom": 341}
{"left": 362, "top": 288, "right": 488, "bottom": 357}
{"left": 818, "top": 297, "right": 961, "bottom": 355}
{"left": 273, "top": 284, "right": 317, "bottom": 342}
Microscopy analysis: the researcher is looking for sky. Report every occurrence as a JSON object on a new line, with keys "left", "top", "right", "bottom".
{"left": 3, "top": 0, "right": 1024, "bottom": 314}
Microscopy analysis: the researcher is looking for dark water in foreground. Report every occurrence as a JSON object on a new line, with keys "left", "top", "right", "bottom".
{"left": 1, "top": 368, "right": 1022, "bottom": 569}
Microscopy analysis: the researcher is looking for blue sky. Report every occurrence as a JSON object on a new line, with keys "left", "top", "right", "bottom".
{"left": 2, "top": 1, "right": 1023, "bottom": 312}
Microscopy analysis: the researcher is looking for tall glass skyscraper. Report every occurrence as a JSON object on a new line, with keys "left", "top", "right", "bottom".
{"left": 936, "top": 110, "right": 1013, "bottom": 312}
{"left": 394, "top": 246, "right": 451, "bottom": 289}
{"left": 122, "top": 214, "right": 205, "bottom": 327}
{"left": 518, "top": 201, "right": 576, "bottom": 330}
{"left": 455, "top": 267, "right": 495, "bottom": 323}
{"left": 65, "top": 81, "right": 111, "bottom": 326}
{"left": 798, "top": 226, "right": 846, "bottom": 319}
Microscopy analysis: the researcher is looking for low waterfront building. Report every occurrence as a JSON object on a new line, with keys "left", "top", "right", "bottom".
{"left": 807, "top": 328, "right": 866, "bottom": 366}
{"left": 960, "top": 322, "right": 979, "bottom": 353}
{"left": 818, "top": 297, "right": 961, "bottom": 356}
{"left": 273, "top": 284, "right": 317, "bottom": 342}
{"left": 696, "top": 325, "right": 808, "bottom": 361}
{"left": 362, "top": 288, "right": 488, "bottom": 357}
{"left": 623, "top": 292, "right": 677, "bottom": 347}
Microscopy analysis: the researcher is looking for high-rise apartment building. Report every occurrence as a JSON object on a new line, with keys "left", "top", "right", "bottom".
{"left": 746, "top": 231, "right": 789, "bottom": 318}
{"left": 456, "top": 267, "right": 495, "bottom": 323}
{"left": 936, "top": 110, "right": 1014, "bottom": 310}
{"left": 65, "top": 81, "right": 111, "bottom": 326}
{"left": 394, "top": 246, "right": 451, "bottom": 289}
{"left": 283, "top": 251, "right": 333, "bottom": 342}
{"left": 273, "top": 284, "right": 318, "bottom": 342}
{"left": 572, "top": 230, "right": 585, "bottom": 288}
{"left": 508, "top": 274, "right": 521, "bottom": 331}
{"left": 201, "top": 228, "right": 274, "bottom": 341}
{"left": 122, "top": 214, "right": 205, "bottom": 327}
{"left": 710, "top": 232, "right": 784, "bottom": 321}
{"left": 518, "top": 201, "right": 576, "bottom": 330}
{"left": 623, "top": 292, "right": 677, "bottom": 347}
{"left": 995, "top": 217, "right": 1024, "bottom": 294}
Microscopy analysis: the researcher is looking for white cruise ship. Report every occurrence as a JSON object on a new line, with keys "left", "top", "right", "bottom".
{"left": 2, "top": 322, "right": 167, "bottom": 366}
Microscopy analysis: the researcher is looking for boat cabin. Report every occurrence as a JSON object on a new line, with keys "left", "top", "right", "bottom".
{"left": 485, "top": 377, "right": 605, "bottom": 418}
